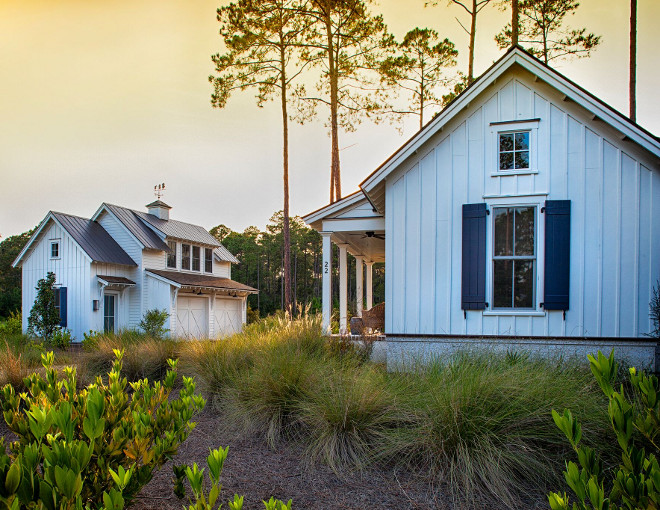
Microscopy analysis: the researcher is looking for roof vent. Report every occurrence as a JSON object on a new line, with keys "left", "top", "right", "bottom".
{"left": 146, "top": 200, "right": 171, "bottom": 221}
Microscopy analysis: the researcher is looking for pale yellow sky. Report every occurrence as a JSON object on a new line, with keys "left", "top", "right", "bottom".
{"left": 1, "top": 0, "right": 658, "bottom": 238}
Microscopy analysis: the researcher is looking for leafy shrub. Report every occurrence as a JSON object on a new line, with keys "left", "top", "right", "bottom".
{"left": 0, "top": 311, "right": 22, "bottom": 337}
{"left": 139, "top": 309, "right": 169, "bottom": 339}
{"left": 549, "top": 350, "right": 660, "bottom": 509}
{"left": 49, "top": 328, "right": 73, "bottom": 349}
{"left": 173, "top": 446, "right": 292, "bottom": 510}
{"left": 0, "top": 350, "right": 205, "bottom": 507}
{"left": 82, "top": 330, "right": 104, "bottom": 350}
{"left": 26, "top": 272, "right": 61, "bottom": 341}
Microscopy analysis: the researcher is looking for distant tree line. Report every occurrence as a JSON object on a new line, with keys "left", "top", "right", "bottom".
{"left": 212, "top": 212, "right": 384, "bottom": 319}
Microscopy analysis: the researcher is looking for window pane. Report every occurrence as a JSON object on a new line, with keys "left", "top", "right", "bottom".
{"left": 192, "top": 246, "right": 200, "bottom": 271}
{"left": 499, "top": 152, "right": 513, "bottom": 170}
{"left": 205, "top": 248, "right": 213, "bottom": 273}
{"left": 515, "top": 151, "right": 529, "bottom": 169}
{"left": 515, "top": 132, "right": 529, "bottom": 150}
{"left": 514, "top": 260, "right": 534, "bottom": 308}
{"left": 493, "top": 260, "right": 513, "bottom": 308}
{"left": 499, "top": 133, "right": 514, "bottom": 152}
{"left": 494, "top": 208, "right": 513, "bottom": 256}
{"left": 167, "top": 241, "right": 177, "bottom": 268}
{"left": 182, "top": 244, "right": 191, "bottom": 270}
{"left": 514, "top": 207, "right": 535, "bottom": 255}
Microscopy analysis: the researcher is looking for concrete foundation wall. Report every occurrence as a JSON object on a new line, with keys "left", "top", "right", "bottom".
{"left": 387, "top": 336, "right": 659, "bottom": 372}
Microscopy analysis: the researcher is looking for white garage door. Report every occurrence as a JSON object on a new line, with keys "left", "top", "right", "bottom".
{"left": 176, "top": 296, "right": 209, "bottom": 339}
{"left": 213, "top": 298, "right": 243, "bottom": 338}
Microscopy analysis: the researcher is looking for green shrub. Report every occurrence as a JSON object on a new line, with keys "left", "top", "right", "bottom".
{"left": 26, "top": 272, "right": 61, "bottom": 342}
{"left": 49, "top": 328, "right": 73, "bottom": 350}
{"left": 649, "top": 280, "right": 660, "bottom": 338}
{"left": 549, "top": 350, "right": 660, "bottom": 510}
{"left": 0, "top": 350, "right": 205, "bottom": 507}
{"left": 0, "top": 311, "right": 22, "bottom": 337}
{"left": 138, "top": 309, "right": 169, "bottom": 339}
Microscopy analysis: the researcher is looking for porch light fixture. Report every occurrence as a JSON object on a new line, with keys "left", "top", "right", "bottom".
{"left": 92, "top": 299, "right": 100, "bottom": 311}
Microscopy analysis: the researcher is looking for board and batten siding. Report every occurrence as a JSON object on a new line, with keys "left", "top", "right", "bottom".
{"left": 90, "top": 263, "right": 139, "bottom": 333}
{"left": 21, "top": 222, "right": 92, "bottom": 341}
{"left": 97, "top": 211, "right": 144, "bottom": 327}
{"left": 385, "top": 68, "right": 660, "bottom": 338}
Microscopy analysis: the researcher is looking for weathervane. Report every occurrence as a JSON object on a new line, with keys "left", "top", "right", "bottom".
{"left": 154, "top": 183, "right": 166, "bottom": 200}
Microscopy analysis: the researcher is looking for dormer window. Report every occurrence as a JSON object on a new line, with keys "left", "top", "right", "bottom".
{"left": 499, "top": 131, "right": 530, "bottom": 171}
{"left": 205, "top": 248, "right": 213, "bottom": 273}
{"left": 192, "top": 246, "right": 201, "bottom": 271}
{"left": 50, "top": 241, "right": 60, "bottom": 259}
{"left": 182, "top": 244, "right": 191, "bottom": 270}
{"left": 167, "top": 241, "right": 177, "bottom": 268}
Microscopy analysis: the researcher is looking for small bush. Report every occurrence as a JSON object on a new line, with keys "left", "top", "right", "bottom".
{"left": 0, "top": 311, "right": 22, "bottom": 336}
{"left": 49, "top": 327, "right": 73, "bottom": 349}
{"left": 0, "top": 350, "right": 205, "bottom": 507}
{"left": 27, "top": 272, "right": 61, "bottom": 341}
{"left": 139, "top": 309, "right": 169, "bottom": 339}
{"left": 649, "top": 280, "right": 660, "bottom": 338}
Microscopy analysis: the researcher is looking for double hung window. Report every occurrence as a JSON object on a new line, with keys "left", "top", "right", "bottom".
{"left": 192, "top": 246, "right": 201, "bottom": 271}
{"left": 167, "top": 241, "right": 177, "bottom": 268}
{"left": 182, "top": 244, "right": 191, "bottom": 270}
{"left": 205, "top": 248, "right": 213, "bottom": 273}
{"left": 492, "top": 206, "right": 536, "bottom": 309}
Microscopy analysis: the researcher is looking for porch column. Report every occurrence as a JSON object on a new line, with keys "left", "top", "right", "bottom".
{"left": 365, "top": 261, "right": 374, "bottom": 310}
{"left": 355, "top": 256, "right": 364, "bottom": 317}
{"left": 321, "top": 232, "right": 333, "bottom": 334}
{"left": 338, "top": 243, "right": 348, "bottom": 334}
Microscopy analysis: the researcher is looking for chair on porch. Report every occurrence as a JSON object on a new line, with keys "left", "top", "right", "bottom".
{"left": 350, "top": 302, "right": 385, "bottom": 335}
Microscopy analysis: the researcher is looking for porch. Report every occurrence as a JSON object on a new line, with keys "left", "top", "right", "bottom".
{"left": 303, "top": 192, "right": 386, "bottom": 334}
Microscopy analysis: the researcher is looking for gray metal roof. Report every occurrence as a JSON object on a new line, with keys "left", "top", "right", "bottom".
{"left": 134, "top": 210, "right": 221, "bottom": 247}
{"left": 103, "top": 203, "right": 170, "bottom": 251}
{"left": 213, "top": 245, "right": 239, "bottom": 264}
{"left": 52, "top": 212, "right": 137, "bottom": 266}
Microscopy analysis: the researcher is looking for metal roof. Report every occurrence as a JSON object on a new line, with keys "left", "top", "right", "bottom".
{"left": 96, "top": 275, "right": 136, "bottom": 286}
{"left": 214, "top": 245, "right": 239, "bottom": 264}
{"left": 146, "top": 269, "right": 258, "bottom": 293}
{"left": 134, "top": 210, "right": 221, "bottom": 247}
{"left": 102, "top": 203, "right": 170, "bottom": 251}
{"left": 51, "top": 212, "right": 137, "bottom": 266}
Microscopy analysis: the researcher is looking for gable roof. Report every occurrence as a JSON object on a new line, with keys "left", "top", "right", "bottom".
{"left": 99, "top": 203, "right": 170, "bottom": 251}
{"left": 134, "top": 209, "right": 221, "bottom": 247}
{"left": 12, "top": 212, "right": 136, "bottom": 267}
{"left": 214, "top": 245, "right": 240, "bottom": 264}
{"left": 359, "top": 45, "right": 660, "bottom": 211}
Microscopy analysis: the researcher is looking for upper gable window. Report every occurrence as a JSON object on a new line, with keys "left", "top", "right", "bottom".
{"left": 182, "top": 244, "right": 191, "bottom": 270}
{"left": 50, "top": 241, "right": 60, "bottom": 259}
{"left": 499, "top": 131, "right": 530, "bottom": 171}
{"left": 192, "top": 246, "right": 201, "bottom": 271}
{"left": 167, "top": 241, "right": 177, "bottom": 268}
{"left": 204, "top": 248, "right": 213, "bottom": 273}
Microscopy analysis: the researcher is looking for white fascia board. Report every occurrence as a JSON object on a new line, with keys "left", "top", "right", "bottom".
{"left": 322, "top": 217, "right": 385, "bottom": 232}
{"left": 302, "top": 191, "right": 368, "bottom": 225}
{"left": 145, "top": 270, "right": 181, "bottom": 288}
{"left": 91, "top": 204, "right": 147, "bottom": 250}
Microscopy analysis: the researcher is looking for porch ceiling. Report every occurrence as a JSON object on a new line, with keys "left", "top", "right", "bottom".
{"left": 332, "top": 231, "right": 385, "bottom": 263}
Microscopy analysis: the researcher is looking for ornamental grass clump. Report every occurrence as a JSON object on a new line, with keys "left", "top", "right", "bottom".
{"left": 0, "top": 349, "right": 205, "bottom": 508}
{"left": 383, "top": 352, "right": 613, "bottom": 509}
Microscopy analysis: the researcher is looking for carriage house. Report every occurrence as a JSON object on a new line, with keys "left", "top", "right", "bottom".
{"left": 13, "top": 200, "right": 256, "bottom": 342}
{"left": 304, "top": 46, "right": 660, "bottom": 369}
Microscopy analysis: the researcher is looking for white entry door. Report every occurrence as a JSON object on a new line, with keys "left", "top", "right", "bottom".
{"left": 213, "top": 298, "right": 243, "bottom": 338}
{"left": 176, "top": 295, "right": 209, "bottom": 339}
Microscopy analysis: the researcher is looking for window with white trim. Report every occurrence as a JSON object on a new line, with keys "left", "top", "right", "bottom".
{"left": 182, "top": 244, "right": 191, "bottom": 270}
{"left": 498, "top": 130, "right": 530, "bottom": 171}
{"left": 50, "top": 241, "right": 60, "bottom": 259}
{"left": 492, "top": 206, "right": 536, "bottom": 309}
{"left": 192, "top": 246, "right": 201, "bottom": 271}
{"left": 204, "top": 248, "right": 213, "bottom": 273}
{"left": 167, "top": 241, "right": 177, "bottom": 268}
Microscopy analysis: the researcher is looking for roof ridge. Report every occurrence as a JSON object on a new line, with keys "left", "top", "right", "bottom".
{"left": 51, "top": 210, "right": 93, "bottom": 222}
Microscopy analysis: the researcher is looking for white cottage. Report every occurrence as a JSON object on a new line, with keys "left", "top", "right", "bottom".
{"left": 304, "top": 47, "right": 660, "bottom": 368}
{"left": 13, "top": 200, "right": 256, "bottom": 341}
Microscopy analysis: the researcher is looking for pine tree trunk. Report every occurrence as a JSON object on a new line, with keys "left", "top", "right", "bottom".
{"left": 468, "top": 0, "right": 477, "bottom": 83}
{"left": 327, "top": 17, "right": 341, "bottom": 202}
{"left": 629, "top": 0, "right": 637, "bottom": 122}
{"left": 280, "top": 46, "right": 293, "bottom": 316}
{"left": 512, "top": 0, "right": 519, "bottom": 46}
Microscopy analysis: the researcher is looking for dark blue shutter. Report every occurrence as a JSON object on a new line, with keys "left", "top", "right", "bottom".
{"left": 544, "top": 200, "right": 570, "bottom": 310}
{"left": 462, "top": 203, "right": 488, "bottom": 310}
{"left": 59, "top": 287, "right": 68, "bottom": 328}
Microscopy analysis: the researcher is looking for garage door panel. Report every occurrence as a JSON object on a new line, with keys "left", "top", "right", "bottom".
{"left": 213, "top": 298, "right": 242, "bottom": 338}
{"left": 176, "top": 296, "right": 209, "bottom": 339}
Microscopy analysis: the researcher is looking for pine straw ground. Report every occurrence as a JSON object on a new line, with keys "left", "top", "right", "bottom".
{"left": 129, "top": 404, "right": 452, "bottom": 510}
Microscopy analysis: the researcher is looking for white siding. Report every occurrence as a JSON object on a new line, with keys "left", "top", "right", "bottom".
{"left": 21, "top": 222, "right": 92, "bottom": 342}
{"left": 384, "top": 68, "right": 660, "bottom": 338}
{"left": 214, "top": 261, "right": 231, "bottom": 278}
{"left": 90, "top": 263, "right": 139, "bottom": 333}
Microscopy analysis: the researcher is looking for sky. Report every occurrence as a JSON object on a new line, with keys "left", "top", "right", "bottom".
{"left": 1, "top": 0, "right": 658, "bottom": 238}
